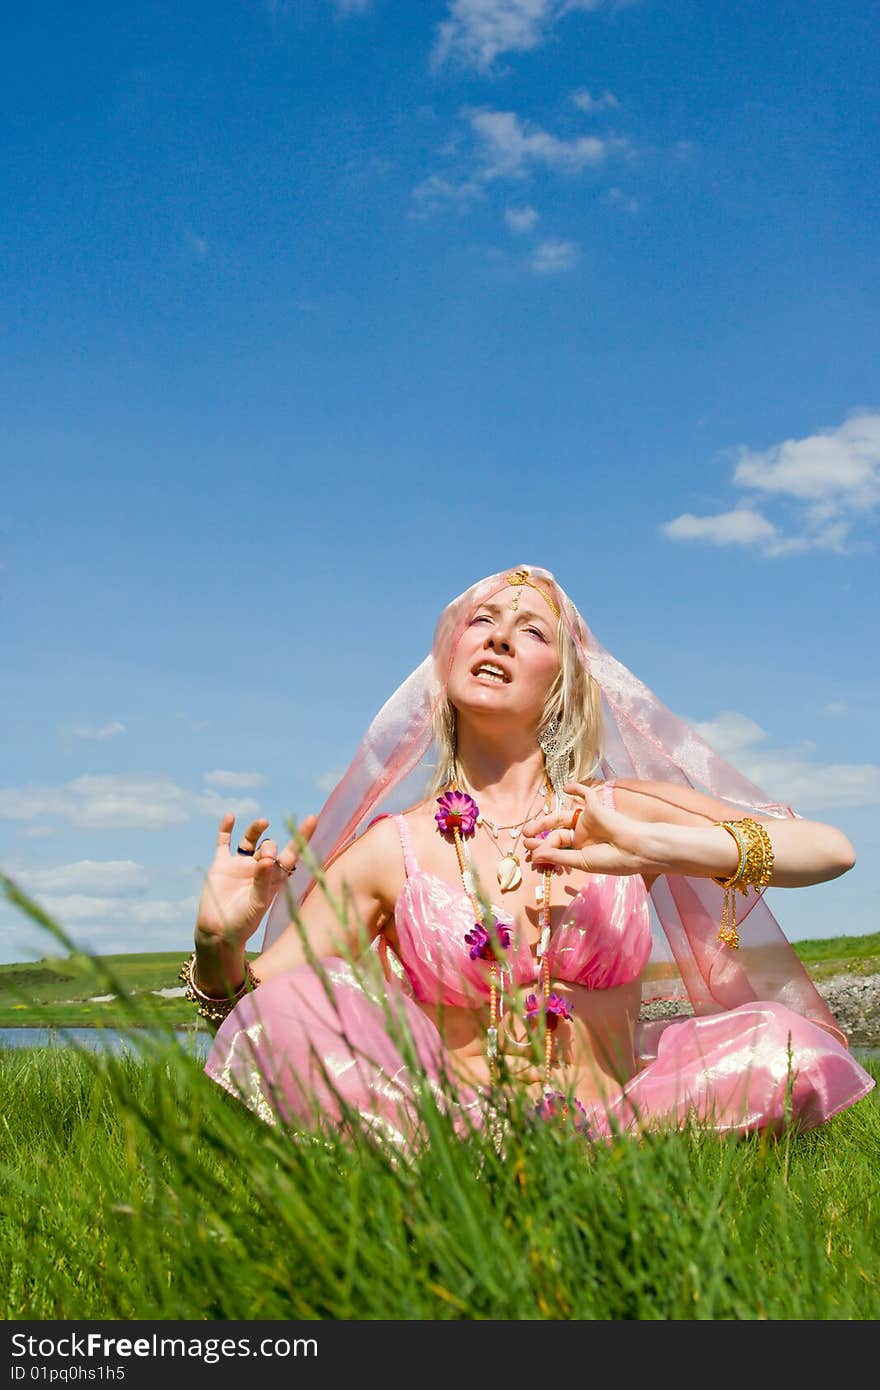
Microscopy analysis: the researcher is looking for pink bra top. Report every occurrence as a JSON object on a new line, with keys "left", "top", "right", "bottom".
{"left": 390, "top": 784, "right": 653, "bottom": 1009}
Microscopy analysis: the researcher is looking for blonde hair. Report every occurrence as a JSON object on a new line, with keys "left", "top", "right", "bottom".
{"left": 427, "top": 617, "right": 604, "bottom": 796}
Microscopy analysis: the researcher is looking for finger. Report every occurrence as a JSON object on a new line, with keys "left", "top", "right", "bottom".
{"left": 274, "top": 814, "right": 319, "bottom": 875}
{"left": 522, "top": 809, "right": 570, "bottom": 838}
{"left": 522, "top": 821, "right": 581, "bottom": 850}
{"left": 215, "top": 813, "right": 236, "bottom": 849}
{"left": 234, "top": 818, "right": 270, "bottom": 855}
{"left": 255, "top": 838, "right": 278, "bottom": 861}
{"left": 525, "top": 844, "right": 583, "bottom": 870}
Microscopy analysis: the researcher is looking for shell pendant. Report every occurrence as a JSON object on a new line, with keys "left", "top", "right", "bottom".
{"left": 497, "top": 853, "right": 522, "bottom": 892}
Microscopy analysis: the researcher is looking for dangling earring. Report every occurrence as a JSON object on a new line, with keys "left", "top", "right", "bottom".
{"left": 539, "top": 715, "right": 560, "bottom": 754}
{"left": 539, "top": 714, "right": 573, "bottom": 795}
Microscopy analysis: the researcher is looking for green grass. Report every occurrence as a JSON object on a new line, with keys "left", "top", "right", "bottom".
{"left": 1, "top": 1040, "right": 877, "bottom": 1320}
{"left": 2, "top": 876, "right": 879, "bottom": 1321}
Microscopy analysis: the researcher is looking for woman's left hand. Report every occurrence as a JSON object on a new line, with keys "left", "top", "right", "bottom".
{"left": 522, "top": 782, "right": 653, "bottom": 877}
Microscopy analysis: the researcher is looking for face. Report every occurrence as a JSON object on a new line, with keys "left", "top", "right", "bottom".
{"left": 446, "top": 584, "right": 561, "bottom": 728}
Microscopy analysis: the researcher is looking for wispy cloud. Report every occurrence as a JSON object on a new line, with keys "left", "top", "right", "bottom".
{"left": 13, "top": 860, "right": 149, "bottom": 896}
{"left": 661, "top": 411, "right": 880, "bottom": 556}
{"left": 0, "top": 775, "right": 260, "bottom": 831}
{"left": 70, "top": 722, "right": 126, "bottom": 741}
{"left": 529, "top": 238, "right": 579, "bottom": 273}
{"left": 691, "top": 710, "right": 880, "bottom": 812}
{"left": 203, "top": 770, "right": 268, "bottom": 791}
{"left": 572, "top": 87, "right": 620, "bottom": 112}
{"left": 602, "top": 185, "right": 638, "bottom": 214}
{"left": 410, "top": 173, "right": 484, "bottom": 217}
{"left": 504, "top": 204, "right": 539, "bottom": 232}
{"left": 662, "top": 508, "right": 777, "bottom": 547}
{"left": 467, "top": 107, "right": 624, "bottom": 178}
{"left": 432, "top": 1, "right": 609, "bottom": 73}
{"left": 185, "top": 232, "right": 208, "bottom": 259}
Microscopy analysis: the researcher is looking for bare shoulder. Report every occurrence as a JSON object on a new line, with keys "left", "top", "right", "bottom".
{"left": 322, "top": 812, "right": 405, "bottom": 909}
{"left": 608, "top": 777, "right": 747, "bottom": 826}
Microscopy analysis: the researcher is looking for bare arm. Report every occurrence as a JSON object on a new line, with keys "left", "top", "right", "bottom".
{"left": 193, "top": 813, "right": 401, "bottom": 998}
{"left": 523, "top": 778, "right": 856, "bottom": 891}
{"left": 252, "top": 816, "right": 401, "bottom": 982}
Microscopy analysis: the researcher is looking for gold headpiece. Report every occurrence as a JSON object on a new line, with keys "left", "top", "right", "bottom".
{"left": 505, "top": 568, "right": 560, "bottom": 619}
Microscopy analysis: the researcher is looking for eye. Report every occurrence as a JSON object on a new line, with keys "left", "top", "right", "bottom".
{"left": 526, "top": 626, "right": 547, "bottom": 641}
{"left": 469, "top": 614, "right": 492, "bottom": 626}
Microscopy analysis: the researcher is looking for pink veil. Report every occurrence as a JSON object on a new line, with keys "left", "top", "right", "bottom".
{"left": 264, "top": 565, "right": 846, "bottom": 1046}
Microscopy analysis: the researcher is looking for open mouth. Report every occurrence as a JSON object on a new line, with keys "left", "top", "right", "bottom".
{"left": 472, "top": 662, "right": 510, "bottom": 684}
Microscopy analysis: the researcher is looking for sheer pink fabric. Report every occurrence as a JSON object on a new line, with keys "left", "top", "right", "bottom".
{"left": 206, "top": 978, "right": 873, "bottom": 1141}
{"left": 264, "top": 564, "right": 847, "bottom": 1046}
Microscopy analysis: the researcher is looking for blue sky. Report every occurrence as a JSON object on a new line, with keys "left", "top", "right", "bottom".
{"left": 2, "top": 0, "right": 878, "bottom": 962}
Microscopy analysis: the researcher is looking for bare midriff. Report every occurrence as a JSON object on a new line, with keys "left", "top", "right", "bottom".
{"left": 380, "top": 925, "right": 643, "bottom": 1106}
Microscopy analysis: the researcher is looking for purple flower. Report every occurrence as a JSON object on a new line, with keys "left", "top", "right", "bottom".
{"left": 534, "top": 1090, "right": 592, "bottom": 1134}
{"left": 464, "top": 921, "right": 512, "bottom": 961}
{"left": 525, "top": 992, "right": 573, "bottom": 1031}
{"left": 435, "top": 789, "right": 479, "bottom": 836}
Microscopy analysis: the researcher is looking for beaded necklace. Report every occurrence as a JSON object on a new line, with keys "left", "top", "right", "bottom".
{"left": 434, "top": 781, "right": 572, "bottom": 1086}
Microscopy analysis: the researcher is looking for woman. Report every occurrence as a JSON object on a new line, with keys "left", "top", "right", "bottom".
{"left": 185, "top": 565, "right": 874, "bottom": 1142}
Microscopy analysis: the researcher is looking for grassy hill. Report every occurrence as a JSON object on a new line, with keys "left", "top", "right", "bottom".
{"left": 1, "top": 934, "right": 878, "bottom": 1030}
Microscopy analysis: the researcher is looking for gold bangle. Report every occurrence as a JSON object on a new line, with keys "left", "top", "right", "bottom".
{"left": 711, "top": 817, "right": 775, "bottom": 950}
{"left": 178, "top": 952, "right": 261, "bottom": 1024}
{"left": 713, "top": 821, "right": 748, "bottom": 889}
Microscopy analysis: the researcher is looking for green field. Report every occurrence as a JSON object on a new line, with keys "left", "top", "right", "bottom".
{"left": 0, "top": 950, "right": 259, "bottom": 1029}
{"left": 1, "top": 932, "right": 878, "bottom": 1030}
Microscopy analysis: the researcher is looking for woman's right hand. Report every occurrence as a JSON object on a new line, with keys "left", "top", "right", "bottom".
{"left": 195, "top": 812, "right": 318, "bottom": 954}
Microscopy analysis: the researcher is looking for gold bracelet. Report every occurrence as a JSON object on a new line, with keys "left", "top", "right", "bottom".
{"left": 711, "top": 817, "right": 774, "bottom": 950}
{"left": 178, "top": 952, "right": 261, "bottom": 1024}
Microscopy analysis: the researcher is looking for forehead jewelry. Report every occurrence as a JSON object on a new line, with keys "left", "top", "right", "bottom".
{"left": 504, "top": 568, "right": 560, "bottom": 619}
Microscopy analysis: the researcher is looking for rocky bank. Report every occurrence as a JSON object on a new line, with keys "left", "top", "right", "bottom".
{"left": 640, "top": 971, "right": 880, "bottom": 1051}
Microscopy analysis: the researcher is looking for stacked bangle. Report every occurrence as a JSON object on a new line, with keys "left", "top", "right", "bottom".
{"left": 179, "top": 952, "right": 261, "bottom": 1024}
{"left": 712, "top": 817, "right": 775, "bottom": 950}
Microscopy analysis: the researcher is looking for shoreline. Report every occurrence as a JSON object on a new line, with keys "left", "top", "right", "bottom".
{"left": 639, "top": 970, "right": 880, "bottom": 1050}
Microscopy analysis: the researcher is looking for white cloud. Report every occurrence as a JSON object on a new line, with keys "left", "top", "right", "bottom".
{"left": 529, "top": 238, "right": 579, "bottom": 273}
{"left": 185, "top": 233, "right": 208, "bottom": 259}
{"left": 505, "top": 204, "right": 539, "bottom": 233}
{"left": 432, "top": 1, "right": 606, "bottom": 72}
{"left": 33, "top": 894, "right": 197, "bottom": 926}
{"left": 410, "top": 173, "right": 484, "bottom": 216}
{"left": 660, "top": 507, "right": 778, "bottom": 547}
{"left": 662, "top": 411, "right": 880, "bottom": 557}
{"left": 734, "top": 411, "right": 880, "bottom": 516}
{"left": 467, "top": 107, "right": 620, "bottom": 179}
{"left": 691, "top": 710, "right": 880, "bottom": 812}
{"left": 14, "top": 861, "right": 149, "bottom": 896}
{"left": 823, "top": 702, "right": 849, "bottom": 717}
{"left": 0, "top": 775, "right": 260, "bottom": 831}
{"left": 70, "top": 722, "right": 126, "bottom": 741}
{"left": 412, "top": 105, "right": 629, "bottom": 222}
{"left": 572, "top": 87, "right": 619, "bottom": 112}
{"left": 203, "top": 770, "right": 268, "bottom": 791}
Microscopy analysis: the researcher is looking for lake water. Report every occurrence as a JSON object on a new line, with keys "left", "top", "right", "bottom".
{"left": 0, "top": 1026, "right": 212, "bottom": 1058}
{"left": 1, "top": 1026, "right": 876, "bottom": 1066}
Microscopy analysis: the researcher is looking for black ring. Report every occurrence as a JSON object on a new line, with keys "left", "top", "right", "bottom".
{"left": 236, "top": 847, "right": 255, "bottom": 857}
